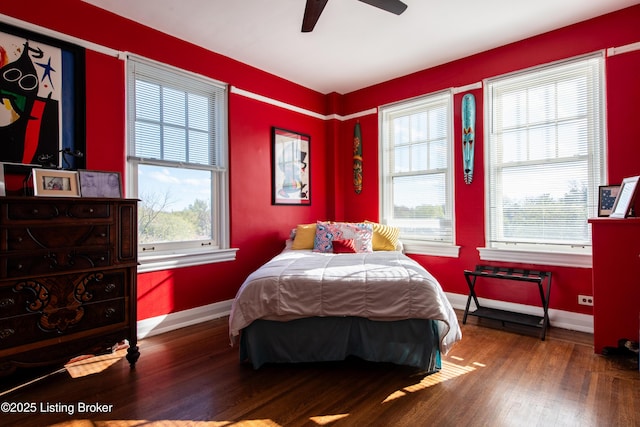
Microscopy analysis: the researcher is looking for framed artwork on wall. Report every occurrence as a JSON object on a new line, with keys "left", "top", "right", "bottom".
{"left": 610, "top": 176, "right": 640, "bottom": 218}
{"left": 0, "top": 22, "right": 86, "bottom": 170}
{"left": 271, "top": 127, "right": 311, "bottom": 205}
{"left": 598, "top": 184, "right": 621, "bottom": 217}
{"left": 32, "top": 169, "right": 80, "bottom": 197}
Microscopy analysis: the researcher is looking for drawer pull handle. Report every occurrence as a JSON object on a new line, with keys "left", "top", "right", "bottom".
{"left": 89, "top": 208, "right": 94, "bottom": 213}
{"left": 105, "top": 307, "right": 116, "bottom": 318}
{"left": 0, "top": 328, "right": 15, "bottom": 339}
{"left": 0, "top": 298, "right": 15, "bottom": 308}
{"left": 105, "top": 283, "right": 116, "bottom": 292}
{"left": 16, "top": 264, "right": 23, "bottom": 270}
{"left": 32, "top": 209, "right": 39, "bottom": 215}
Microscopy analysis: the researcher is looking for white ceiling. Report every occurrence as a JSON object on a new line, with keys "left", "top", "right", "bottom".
{"left": 83, "top": 0, "right": 638, "bottom": 94}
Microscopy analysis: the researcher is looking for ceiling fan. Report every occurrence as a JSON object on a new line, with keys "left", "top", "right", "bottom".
{"left": 302, "top": 0, "right": 408, "bottom": 32}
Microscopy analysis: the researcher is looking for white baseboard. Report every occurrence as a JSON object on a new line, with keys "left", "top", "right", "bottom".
{"left": 137, "top": 299, "right": 233, "bottom": 339}
{"left": 136, "top": 293, "right": 594, "bottom": 340}
{"left": 445, "top": 292, "right": 594, "bottom": 334}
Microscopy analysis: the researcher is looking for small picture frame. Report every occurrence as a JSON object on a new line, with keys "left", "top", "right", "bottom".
{"left": 78, "top": 170, "right": 122, "bottom": 198}
{"left": 598, "top": 184, "right": 621, "bottom": 217}
{"left": 610, "top": 176, "right": 640, "bottom": 218}
{"left": 32, "top": 169, "right": 80, "bottom": 197}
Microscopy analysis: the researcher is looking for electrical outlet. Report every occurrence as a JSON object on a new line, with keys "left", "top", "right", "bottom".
{"left": 578, "top": 295, "right": 594, "bottom": 306}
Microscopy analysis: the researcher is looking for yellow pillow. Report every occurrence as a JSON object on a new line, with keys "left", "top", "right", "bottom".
{"left": 291, "top": 223, "right": 316, "bottom": 249}
{"left": 365, "top": 221, "right": 400, "bottom": 251}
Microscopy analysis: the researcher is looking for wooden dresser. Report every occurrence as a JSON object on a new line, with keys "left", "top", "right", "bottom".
{"left": 0, "top": 197, "right": 139, "bottom": 375}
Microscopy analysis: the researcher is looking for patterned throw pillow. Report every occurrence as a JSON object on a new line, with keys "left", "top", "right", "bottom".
{"left": 313, "top": 221, "right": 373, "bottom": 253}
{"left": 313, "top": 221, "right": 336, "bottom": 252}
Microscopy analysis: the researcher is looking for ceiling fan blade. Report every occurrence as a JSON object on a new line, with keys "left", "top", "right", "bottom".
{"left": 358, "top": 0, "right": 407, "bottom": 15}
{"left": 302, "top": 0, "right": 329, "bottom": 32}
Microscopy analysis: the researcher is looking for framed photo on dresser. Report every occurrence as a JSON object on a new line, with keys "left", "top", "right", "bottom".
{"left": 598, "top": 185, "right": 621, "bottom": 217}
{"left": 79, "top": 170, "right": 122, "bottom": 198}
{"left": 32, "top": 169, "right": 80, "bottom": 197}
{"left": 610, "top": 176, "right": 639, "bottom": 218}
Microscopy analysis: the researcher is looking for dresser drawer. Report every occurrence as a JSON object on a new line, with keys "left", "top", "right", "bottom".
{"left": 0, "top": 270, "right": 127, "bottom": 319}
{"left": 0, "top": 298, "right": 126, "bottom": 350}
{"left": 4, "top": 201, "right": 112, "bottom": 223}
{"left": 2, "top": 250, "right": 112, "bottom": 278}
{"left": 3, "top": 225, "right": 111, "bottom": 252}
{"left": 78, "top": 270, "right": 128, "bottom": 302}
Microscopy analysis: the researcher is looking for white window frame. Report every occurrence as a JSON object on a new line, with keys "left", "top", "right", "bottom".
{"left": 126, "top": 55, "right": 236, "bottom": 272}
{"left": 481, "top": 54, "right": 606, "bottom": 268}
{"left": 379, "top": 91, "right": 459, "bottom": 257}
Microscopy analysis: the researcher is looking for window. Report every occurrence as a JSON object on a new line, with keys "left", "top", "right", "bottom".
{"left": 127, "top": 56, "right": 235, "bottom": 272}
{"left": 484, "top": 55, "right": 605, "bottom": 266}
{"left": 380, "top": 91, "right": 456, "bottom": 256}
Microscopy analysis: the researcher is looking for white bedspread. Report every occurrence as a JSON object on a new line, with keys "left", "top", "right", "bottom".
{"left": 228, "top": 249, "right": 462, "bottom": 354}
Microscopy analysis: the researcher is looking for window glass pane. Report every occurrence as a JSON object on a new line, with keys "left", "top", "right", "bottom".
{"left": 528, "top": 84, "right": 555, "bottom": 124}
{"left": 394, "top": 145, "right": 410, "bottom": 173}
{"left": 430, "top": 139, "right": 447, "bottom": 169}
{"left": 528, "top": 127, "right": 555, "bottom": 161}
{"left": 164, "top": 126, "right": 186, "bottom": 162}
{"left": 163, "top": 87, "right": 186, "bottom": 126}
{"left": 557, "top": 77, "right": 586, "bottom": 119}
{"left": 393, "top": 116, "right": 410, "bottom": 144}
{"left": 501, "top": 130, "right": 526, "bottom": 163}
{"left": 135, "top": 122, "right": 161, "bottom": 158}
{"left": 412, "top": 112, "right": 427, "bottom": 141}
{"left": 136, "top": 80, "right": 160, "bottom": 122}
{"left": 429, "top": 107, "right": 447, "bottom": 139}
{"left": 411, "top": 142, "right": 428, "bottom": 171}
{"left": 188, "top": 130, "right": 210, "bottom": 164}
{"left": 500, "top": 90, "right": 526, "bottom": 128}
{"left": 557, "top": 120, "right": 587, "bottom": 157}
{"left": 188, "top": 94, "right": 209, "bottom": 131}
{"left": 392, "top": 174, "right": 446, "bottom": 219}
{"left": 498, "top": 163, "right": 588, "bottom": 243}
{"left": 137, "top": 164, "right": 212, "bottom": 244}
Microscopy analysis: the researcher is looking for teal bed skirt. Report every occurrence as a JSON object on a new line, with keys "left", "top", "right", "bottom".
{"left": 239, "top": 316, "right": 441, "bottom": 373}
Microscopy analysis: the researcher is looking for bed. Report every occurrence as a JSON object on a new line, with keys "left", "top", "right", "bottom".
{"left": 228, "top": 221, "right": 462, "bottom": 372}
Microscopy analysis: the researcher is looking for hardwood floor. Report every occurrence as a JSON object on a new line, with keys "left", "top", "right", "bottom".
{"left": 2, "top": 312, "right": 638, "bottom": 427}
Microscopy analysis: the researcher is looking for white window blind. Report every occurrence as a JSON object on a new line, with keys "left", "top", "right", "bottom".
{"left": 380, "top": 91, "right": 454, "bottom": 244}
{"left": 486, "top": 55, "right": 605, "bottom": 251}
{"left": 128, "top": 59, "right": 226, "bottom": 169}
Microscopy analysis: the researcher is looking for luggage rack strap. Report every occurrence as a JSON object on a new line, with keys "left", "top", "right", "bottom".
{"left": 465, "top": 265, "right": 551, "bottom": 282}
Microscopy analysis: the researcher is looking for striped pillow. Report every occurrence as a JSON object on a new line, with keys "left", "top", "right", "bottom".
{"left": 365, "top": 221, "right": 400, "bottom": 251}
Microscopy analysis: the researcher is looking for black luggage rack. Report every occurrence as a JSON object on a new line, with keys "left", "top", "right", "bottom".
{"left": 462, "top": 265, "right": 552, "bottom": 340}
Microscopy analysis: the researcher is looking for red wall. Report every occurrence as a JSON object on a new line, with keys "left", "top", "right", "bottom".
{"left": 0, "top": 0, "right": 331, "bottom": 320}
{"left": 2, "top": 2, "right": 639, "bottom": 321}
{"left": 338, "top": 5, "right": 640, "bottom": 314}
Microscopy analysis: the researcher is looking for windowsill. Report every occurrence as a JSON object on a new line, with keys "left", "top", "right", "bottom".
{"left": 403, "top": 241, "right": 460, "bottom": 258}
{"left": 137, "top": 247, "right": 239, "bottom": 273}
{"left": 478, "top": 247, "right": 592, "bottom": 268}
